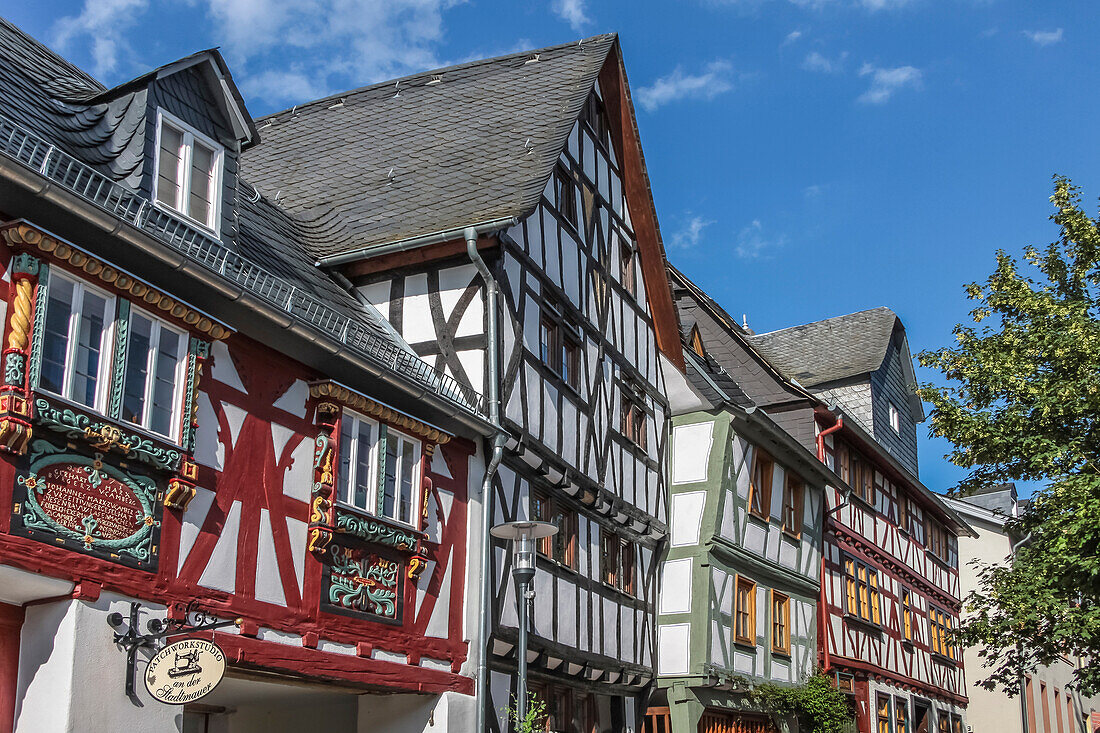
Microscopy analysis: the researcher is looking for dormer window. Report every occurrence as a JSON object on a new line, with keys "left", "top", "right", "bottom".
{"left": 155, "top": 111, "right": 222, "bottom": 233}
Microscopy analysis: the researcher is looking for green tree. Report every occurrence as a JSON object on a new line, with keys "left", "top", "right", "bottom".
{"left": 918, "top": 176, "right": 1100, "bottom": 695}
{"left": 752, "top": 674, "right": 854, "bottom": 733}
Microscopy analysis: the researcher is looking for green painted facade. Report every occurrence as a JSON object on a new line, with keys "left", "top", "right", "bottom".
{"left": 656, "top": 407, "right": 826, "bottom": 732}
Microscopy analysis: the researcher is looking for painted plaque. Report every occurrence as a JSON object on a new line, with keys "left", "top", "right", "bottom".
{"left": 14, "top": 440, "right": 160, "bottom": 569}
{"left": 322, "top": 543, "right": 404, "bottom": 624}
{"left": 145, "top": 638, "right": 226, "bottom": 704}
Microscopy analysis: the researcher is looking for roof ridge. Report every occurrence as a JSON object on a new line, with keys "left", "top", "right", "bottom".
{"left": 750, "top": 305, "right": 896, "bottom": 339}
{"left": 257, "top": 32, "right": 618, "bottom": 121}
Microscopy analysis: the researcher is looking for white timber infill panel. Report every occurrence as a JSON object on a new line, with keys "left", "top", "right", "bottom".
{"left": 672, "top": 421, "right": 714, "bottom": 484}
{"left": 671, "top": 491, "right": 707, "bottom": 548}
{"left": 658, "top": 623, "right": 691, "bottom": 676}
{"left": 659, "top": 557, "right": 693, "bottom": 615}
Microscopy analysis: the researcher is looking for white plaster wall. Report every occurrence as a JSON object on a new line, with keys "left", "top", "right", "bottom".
{"left": 14, "top": 594, "right": 179, "bottom": 733}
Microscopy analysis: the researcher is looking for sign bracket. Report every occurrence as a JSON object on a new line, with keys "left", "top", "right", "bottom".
{"left": 107, "top": 601, "right": 240, "bottom": 701}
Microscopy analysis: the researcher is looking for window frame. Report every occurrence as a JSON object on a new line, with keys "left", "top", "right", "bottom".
{"left": 878, "top": 694, "right": 893, "bottom": 733}
{"left": 620, "top": 241, "right": 637, "bottom": 297}
{"left": 120, "top": 305, "right": 189, "bottom": 442}
{"left": 552, "top": 163, "right": 578, "bottom": 230}
{"left": 377, "top": 425, "right": 422, "bottom": 526}
{"left": 929, "top": 605, "right": 957, "bottom": 661}
{"left": 901, "top": 587, "right": 915, "bottom": 643}
{"left": 336, "top": 410, "right": 422, "bottom": 528}
{"left": 153, "top": 109, "right": 224, "bottom": 235}
{"left": 734, "top": 575, "right": 757, "bottom": 647}
{"left": 748, "top": 449, "right": 774, "bottom": 521}
{"left": 532, "top": 489, "right": 577, "bottom": 570}
{"left": 539, "top": 305, "right": 581, "bottom": 391}
{"left": 889, "top": 402, "right": 901, "bottom": 434}
{"left": 599, "top": 527, "right": 636, "bottom": 597}
{"left": 336, "top": 410, "right": 381, "bottom": 514}
{"left": 620, "top": 378, "right": 648, "bottom": 449}
{"left": 770, "top": 589, "right": 791, "bottom": 655}
{"left": 38, "top": 269, "right": 116, "bottom": 414}
{"left": 895, "top": 697, "right": 908, "bottom": 733}
{"left": 844, "top": 556, "right": 883, "bottom": 626}
{"left": 781, "top": 473, "right": 804, "bottom": 537}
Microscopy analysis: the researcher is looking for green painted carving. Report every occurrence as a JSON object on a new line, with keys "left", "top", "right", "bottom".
{"left": 16, "top": 439, "right": 158, "bottom": 563}
{"left": 189, "top": 337, "right": 210, "bottom": 360}
{"left": 327, "top": 544, "right": 400, "bottom": 620}
{"left": 33, "top": 397, "right": 181, "bottom": 472}
{"left": 334, "top": 509, "right": 418, "bottom": 551}
{"left": 107, "top": 300, "right": 130, "bottom": 420}
{"left": 11, "top": 252, "right": 40, "bottom": 276}
{"left": 179, "top": 337, "right": 209, "bottom": 454}
{"left": 27, "top": 265, "right": 48, "bottom": 390}
{"left": 3, "top": 352, "right": 24, "bottom": 387}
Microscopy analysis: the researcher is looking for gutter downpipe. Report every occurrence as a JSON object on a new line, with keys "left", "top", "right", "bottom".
{"left": 315, "top": 217, "right": 519, "bottom": 268}
{"left": 467, "top": 226, "right": 508, "bottom": 733}
{"left": 816, "top": 417, "right": 845, "bottom": 675}
{"left": 1011, "top": 531, "right": 1033, "bottom": 733}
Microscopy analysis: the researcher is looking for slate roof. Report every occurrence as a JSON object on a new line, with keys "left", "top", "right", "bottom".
{"left": 747, "top": 307, "right": 901, "bottom": 388}
{"left": 240, "top": 34, "right": 618, "bottom": 259}
{"left": 682, "top": 347, "right": 754, "bottom": 409}
{"left": 0, "top": 15, "right": 412, "bottom": 355}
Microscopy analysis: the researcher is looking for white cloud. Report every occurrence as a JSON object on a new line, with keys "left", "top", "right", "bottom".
{"left": 859, "top": 0, "right": 911, "bottom": 10}
{"left": 783, "top": 30, "right": 803, "bottom": 45}
{"left": 735, "top": 220, "right": 784, "bottom": 259}
{"left": 857, "top": 63, "right": 922, "bottom": 104}
{"left": 804, "top": 183, "right": 824, "bottom": 198}
{"left": 1023, "top": 28, "right": 1063, "bottom": 47}
{"left": 52, "top": 0, "right": 149, "bottom": 78}
{"left": 636, "top": 60, "right": 735, "bottom": 112}
{"left": 552, "top": 0, "right": 590, "bottom": 32}
{"left": 200, "top": 0, "right": 463, "bottom": 106}
{"left": 670, "top": 215, "right": 715, "bottom": 249}
{"left": 802, "top": 50, "right": 847, "bottom": 73}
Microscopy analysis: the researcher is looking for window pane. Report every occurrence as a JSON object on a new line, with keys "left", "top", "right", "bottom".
{"left": 122, "top": 313, "right": 153, "bottom": 424}
{"left": 149, "top": 326, "right": 181, "bottom": 436}
{"left": 354, "top": 421, "right": 372, "bottom": 510}
{"left": 189, "top": 142, "right": 215, "bottom": 225}
{"left": 382, "top": 432, "right": 399, "bottom": 518}
{"left": 338, "top": 420, "right": 354, "bottom": 505}
{"left": 398, "top": 438, "right": 415, "bottom": 524}
{"left": 40, "top": 277, "right": 75, "bottom": 395}
{"left": 70, "top": 289, "right": 109, "bottom": 408}
{"left": 157, "top": 125, "right": 183, "bottom": 208}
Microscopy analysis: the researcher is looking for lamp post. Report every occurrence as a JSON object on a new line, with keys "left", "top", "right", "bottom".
{"left": 490, "top": 520, "right": 558, "bottom": 727}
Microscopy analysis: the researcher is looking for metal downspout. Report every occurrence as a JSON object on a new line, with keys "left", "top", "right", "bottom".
{"left": 468, "top": 226, "right": 507, "bottom": 733}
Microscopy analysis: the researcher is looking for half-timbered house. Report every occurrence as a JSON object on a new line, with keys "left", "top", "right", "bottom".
{"left": 240, "top": 35, "right": 685, "bottom": 732}
{"left": 648, "top": 332, "right": 838, "bottom": 733}
{"left": 0, "top": 18, "right": 488, "bottom": 733}
{"left": 669, "top": 266, "right": 975, "bottom": 733}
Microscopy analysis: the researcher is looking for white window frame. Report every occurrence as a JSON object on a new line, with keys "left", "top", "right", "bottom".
{"left": 40, "top": 270, "right": 116, "bottom": 413}
{"left": 121, "top": 306, "right": 189, "bottom": 442}
{"left": 378, "top": 427, "right": 422, "bottom": 527}
{"left": 153, "top": 109, "right": 223, "bottom": 236}
{"left": 889, "top": 402, "right": 901, "bottom": 434}
{"left": 336, "top": 410, "right": 381, "bottom": 514}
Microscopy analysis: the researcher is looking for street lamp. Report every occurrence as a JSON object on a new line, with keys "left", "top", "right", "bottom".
{"left": 490, "top": 520, "right": 558, "bottom": 727}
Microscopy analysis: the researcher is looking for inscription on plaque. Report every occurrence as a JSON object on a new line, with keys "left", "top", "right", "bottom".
{"left": 14, "top": 440, "right": 160, "bottom": 568}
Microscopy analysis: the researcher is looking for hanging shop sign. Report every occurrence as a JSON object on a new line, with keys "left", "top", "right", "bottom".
{"left": 13, "top": 441, "right": 160, "bottom": 569}
{"left": 145, "top": 638, "right": 226, "bottom": 705}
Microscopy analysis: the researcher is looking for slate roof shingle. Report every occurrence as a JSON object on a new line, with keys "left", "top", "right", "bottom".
{"left": 747, "top": 307, "right": 900, "bottom": 387}
{"left": 240, "top": 35, "right": 617, "bottom": 259}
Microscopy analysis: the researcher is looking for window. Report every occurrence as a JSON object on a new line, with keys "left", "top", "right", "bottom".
{"left": 844, "top": 557, "right": 882, "bottom": 625}
{"left": 532, "top": 490, "right": 576, "bottom": 569}
{"left": 929, "top": 606, "right": 955, "bottom": 660}
{"left": 835, "top": 442, "right": 850, "bottom": 485}
{"left": 121, "top": 309, "right": 187, "bottom": 439}
{"left": 781, "top": 474, "right": 803, "bottom": 536}
{"left": 155, "top": 112, "right": 221, "bottom": 231}
{"left": 337, "top": 412, "right": 421, "bottom": 526}
{"left": 689, "top": 325, "right": 705, "bottom": 358}
{"left": 895, "top": 698, "right": 908, "bottom": 733}
{"left": 620, "top": 379, "right": 647, "bottom": 448}
{"left": 748, "top": 449, "right": 774, "bottom": 520}
{"left": 889, "top": 402, "right": 901, "bottom": 433}
{"left": 620, "top": 242, "right": 636, "bottom": 297}
{"left": 878, "top": 695, "right": 892, "bottom": 733}
{"left": 926, "top": 517, "right": 957, "bottom": 566}
{"left": 581, "top": 90, "right": 611, "bottom": 148}
{"left": 851, "top": 450, "right": 874, "bottom": 504}
{"left": 907, "top": 499, "right": 925, "bottom": 544}
{"left": 553, "top": 164, "right": 577, "bottom": 228}
{"left": 901, "top": 588, "right": 914, "bottom": 642}
{"left": 539, "top": 308, "right": 581, "bottom": 389}
{"left": 771, "top": 590, "right": 790, "bottom": 654}
{"left": 735, "top": 576, "right": 757, "bottom": 645}
{"left": 951, "top": 716, "right": 963, "bottom": 733}
{"left": 39, "top": 272, "right": 114, "bottom": 411}
{"left": 600, "top": 528, "right": 635, "bottom": 596}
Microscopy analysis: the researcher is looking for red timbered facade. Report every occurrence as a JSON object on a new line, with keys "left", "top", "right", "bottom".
{"left": 0, "top": 18, "right": 490, "bottom": 732}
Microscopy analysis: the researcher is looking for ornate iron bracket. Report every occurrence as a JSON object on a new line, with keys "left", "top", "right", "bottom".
{"left": 107, "top": 601, "right": 240, "bottom": 701}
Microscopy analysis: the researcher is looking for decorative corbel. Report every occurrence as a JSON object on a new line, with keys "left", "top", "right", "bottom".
{"left": 164, "top": 339, "right": 210, "bottom": 511}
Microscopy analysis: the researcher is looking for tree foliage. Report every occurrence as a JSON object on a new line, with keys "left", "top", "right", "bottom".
{"left": 918, "top": 176, "right": 1100, "bottom": 695}
{"left": 752, "top": 674, "right": 854, "bottom": 733}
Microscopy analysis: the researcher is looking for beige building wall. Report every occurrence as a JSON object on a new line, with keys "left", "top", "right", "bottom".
{"left": 944, "top": 491, "right": 1100, "bottom": 733}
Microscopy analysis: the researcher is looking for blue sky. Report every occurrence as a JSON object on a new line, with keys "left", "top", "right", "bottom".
{"left": 5, "top": 0, "right": 1096, "bottom": 498}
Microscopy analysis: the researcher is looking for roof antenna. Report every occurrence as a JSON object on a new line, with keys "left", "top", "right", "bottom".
{"left": 742, "top": 314, "right": 749, "bottom": 329}
{"left": 393, "top": 81, "right": 401, "bottom": 98}
{"left": 290, "top": 105, "right": 297, "bottom": 117}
